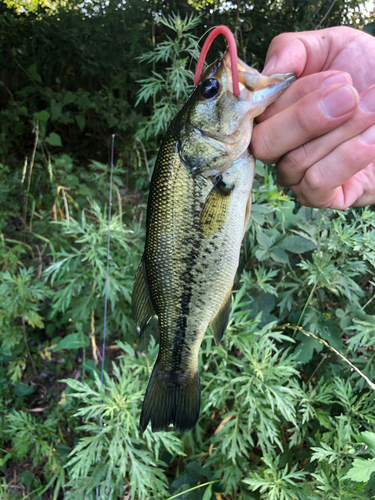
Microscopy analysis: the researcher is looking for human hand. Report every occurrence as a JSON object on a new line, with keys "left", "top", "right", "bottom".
{"left": 251, "top": 27, "right": 375, "bottom": 209}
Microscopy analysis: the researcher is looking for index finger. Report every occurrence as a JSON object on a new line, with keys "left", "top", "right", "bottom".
{"left": 256, "top": 70, "right": 352, "bottom": 123}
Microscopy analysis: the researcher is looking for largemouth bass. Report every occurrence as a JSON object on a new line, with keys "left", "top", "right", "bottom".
{"left": 132, "top": 51, "right": 295, "bottom": 433}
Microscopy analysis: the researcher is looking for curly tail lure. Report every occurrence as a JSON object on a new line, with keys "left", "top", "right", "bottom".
{"left": 194, "top": 25, "right": 240, "bottom": 96}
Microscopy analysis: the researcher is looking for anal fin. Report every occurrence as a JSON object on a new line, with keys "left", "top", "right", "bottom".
{"left": 243, "top": 190, "right": 252, "bottom": 237}
{"left": 210, "top": 290, "right": 232, "bottom": 345}
{"left": 132, "top": 256, "right": 155, "bottom": 336}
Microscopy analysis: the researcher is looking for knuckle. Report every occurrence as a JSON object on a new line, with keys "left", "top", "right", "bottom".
{"left": 252, "top": 126, "right": 277, "bottom": 163}
{"left": 290, "top": 78, "right": 311, "bottom": 101}
{"left": 280, "top": 143, "right": 311, "bottom": 172}
{"left": 269, "top": 34, "right": 284, "bottom": 50}
{"left": 293, "top": 107, "right": 314, "bottom": 136}
{"left": 270, "top": 32, "right": 293, "bottom": 48}
{"left": 277, "top": 143, "right": 313, "bottom": 187}
{"left": 292, "top": 187, "right": 313, "bottom": 207}
{"left": 303, "top": 165, "right": 324, "bottom": 191}
{"left": 277, "top": 171, "right": 287, "bottom": 187}
{"left": 300, "top": 198, "right": 314, "bottom": 208}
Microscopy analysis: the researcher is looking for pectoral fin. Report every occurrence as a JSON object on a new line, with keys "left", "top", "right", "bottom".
{"left": 210, "top": 291, "right": 232, "bottom": 345}
{"left": 199, "top": 180, "right": 233, "bottom": 237}
{"left": 132, "top": 257, "right": 155, "bottom": 336}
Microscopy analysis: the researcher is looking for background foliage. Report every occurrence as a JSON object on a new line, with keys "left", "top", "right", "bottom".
{"left": 1, "top": 0, "right": 375, "bottom": 498}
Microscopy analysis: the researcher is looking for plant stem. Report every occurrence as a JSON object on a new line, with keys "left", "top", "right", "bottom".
{"left": 22, "top": 318, "right": 37, "bottom": 376}
{"left": 293, "top": 281, "right": 318, "bottom": 338}
{"left": 361, "top": 293, "right": 375, "bottom": 311}
{"left": 165, "top": 480, "right": 218, "bottom": 500}
{"left": 82, "top": 341, "right": 86, "bottom": 381}
{"left": 284, "top": 323, "right": 375, "bottom": 391}
{"left": 90, "top": 309, "right": 98, "bottom": 365}
{"left": 23, "top": 121, "right": 39, "bottom": 238}
{"left": 307, "top": 353, "right": 327, "bottom": 384}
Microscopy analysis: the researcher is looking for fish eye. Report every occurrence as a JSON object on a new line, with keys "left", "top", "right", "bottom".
{"left": 201, "top": 78, "right": 220, "bottom": 99}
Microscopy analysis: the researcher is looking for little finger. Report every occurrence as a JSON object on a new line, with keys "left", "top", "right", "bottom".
{"left": 291, "top": 124, "right": 375, "bottom": 208}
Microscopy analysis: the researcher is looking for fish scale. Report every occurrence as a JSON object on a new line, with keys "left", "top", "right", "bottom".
{"left": 132, "top": 51, "right": 296, "bottom": 432}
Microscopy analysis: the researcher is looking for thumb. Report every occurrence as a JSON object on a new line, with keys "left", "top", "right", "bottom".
{"left": 261, "top": 27, "right": 358, "bottom": 78}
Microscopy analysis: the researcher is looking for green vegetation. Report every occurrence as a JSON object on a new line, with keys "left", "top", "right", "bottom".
{"left": 1, "top": 0, "right": 375, "bottom": 498}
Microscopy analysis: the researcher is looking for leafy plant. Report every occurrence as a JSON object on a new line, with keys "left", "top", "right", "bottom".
{"left": 44, "top": 200, "right": 136, "bottom": 328}
{"left": 136, "top": 12, "right": 200, "bottom": 140}
{"left": 63, "top": 345, "right": 184, "bottom": 500}
{"left": 0, "top": 266, "right": 51, "bottom": 380}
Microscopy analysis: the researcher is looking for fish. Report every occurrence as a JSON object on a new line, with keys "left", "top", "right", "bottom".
{"left": 132, "top": 50, "right": 295, "bottom": 433}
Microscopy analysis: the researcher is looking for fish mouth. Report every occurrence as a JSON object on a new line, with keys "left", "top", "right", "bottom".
{"left": 250, "top": 72, "right": 296, "bottom": 109}
{"left": 223, "top": 52, "right": 296, "bottom": 111}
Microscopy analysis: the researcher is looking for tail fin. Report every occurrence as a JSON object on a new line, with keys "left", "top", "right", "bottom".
{"left": 140, "top": 360, "right": 200, "bottom": 433}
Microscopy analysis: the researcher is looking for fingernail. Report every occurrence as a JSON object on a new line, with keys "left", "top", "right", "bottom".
{"left": 322, "top": 72, "right": 352, "bottom": 87}
{"left": 360, "top": 85, "right": 375, "bottom": 113}
{"left": 262, "top": 55, "right": 277, "bottom": 75}
{"left": 321, "top": 85, "right": 358, "bottom": 118}
{"left": 359, "top": 124, "right": 375, "bottom": 145}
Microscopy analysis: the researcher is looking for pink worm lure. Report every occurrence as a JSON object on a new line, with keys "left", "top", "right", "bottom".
{"left": 194, "top": 25, "right": 240, "bottom": 96}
